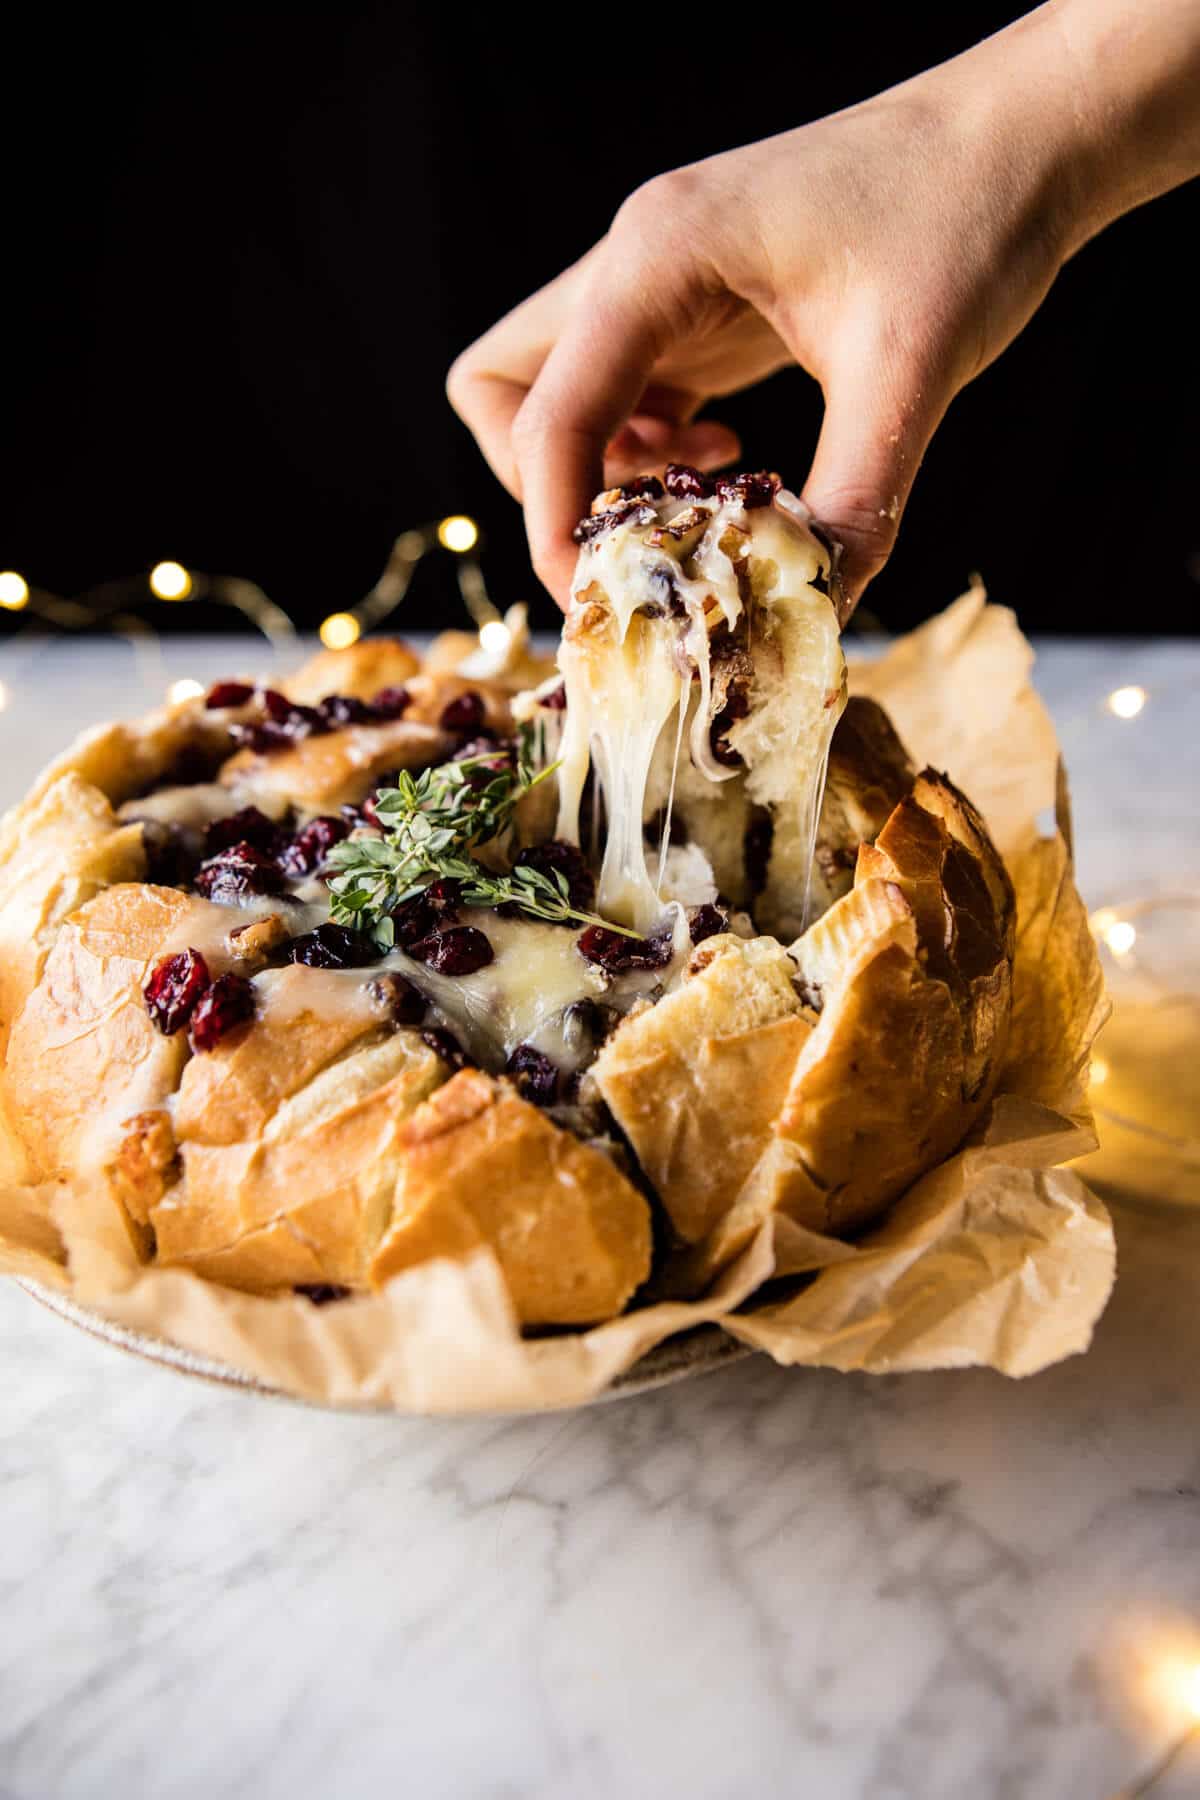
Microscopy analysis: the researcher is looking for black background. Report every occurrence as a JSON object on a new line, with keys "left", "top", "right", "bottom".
{"left": 6, "top": 3, "right": 1198, "bottom": 639}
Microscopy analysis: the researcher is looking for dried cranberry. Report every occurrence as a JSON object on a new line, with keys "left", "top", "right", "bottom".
{"left": 188, "top": 972, "right": 255, "bottom": 1051}
{"left": 194, "top": 841, "right": 286, "bottom": 902}
{"left": 513, "top": 840, "right": 595, "bottom": 913}
{"left": 688, "top": 903, "right": 729, "bottom": 945}
{"left": 421, "top": 1026, "right": 471, "bottom": 1069}
{"left": 577, "top": 925, "right": 674, "bottom": 972}
{"left": 408, "top": 926, "right": 494, "bottom": 976}
{"left": 541, "top": 682, "right": 567, "bottom": 710}
{"left": 439, "top": 690, "right": 485, "bottom": 734}
{"left": 229, "top": 720, "right": 294, "bottom": 754}
{"left": 204, "top": 806, "right": 285, "bottom": 857}
{"left": 294, "top": 1284, "right": 351, "bottom": 1306}
{"left": 317, "top": 693, "right": 376, "bottom": 728}
{"left": 143, "top": 948, "right": 211, "bottom": 1035}
{"left": 284, "top": 924, "right": 376, "bottom": 969}
{"left": 505, "top": 1043, "right": 561, "bottom": 1107}
{"left": 614, "top": 475, "right": 665, "bottom": 502}
{"left": 228, "top": 689, "right": 328, "bottom": 753}
{"left": 372, "top": 685, "right": 411, "bottom": 719}
{"left": 390, "top": 890, "right": 436, "bottom": 949}
{"left": 276, "top": 814, "right": 349, "bottom": 876}
{"left": 205, "top": 680, "right": 255, "bottom": 710}
{"left": 422, "top": 877, "right": 462, "bottom": 919}
{"left": 260, "top": 688, "right": 295, "bottom": 722}
{"left": 455, "top": 735, "right": 513, "bottom": 770}
{"left": 664, "top": 464, "right": 715, "bottom": 501}
{"left": 367, "top": 972, "right": 427, "bottom": 1025}
{"left": 715, "top": 470, "right": 780, "bottom": 509}
{"left": 572, "top": 500, "right": 656, "bottom": 545}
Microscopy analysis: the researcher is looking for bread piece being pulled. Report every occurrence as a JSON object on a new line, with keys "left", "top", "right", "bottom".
{"left": 555, "top": 468, "right": 847, "bottom": 938}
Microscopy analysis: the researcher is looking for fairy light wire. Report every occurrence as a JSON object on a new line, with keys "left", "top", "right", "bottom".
{"left": 0, "top": 515, "right": 486, "bottom": 664}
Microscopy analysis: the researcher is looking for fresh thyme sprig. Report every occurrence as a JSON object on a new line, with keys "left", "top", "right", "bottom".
{"left": 325, "top": 726, "right": 634, "bottom": 949}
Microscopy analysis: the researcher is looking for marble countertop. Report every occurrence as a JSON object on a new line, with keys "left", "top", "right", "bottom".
{"left": 2, "top": 632, "right": 1199, "bottom": 1800}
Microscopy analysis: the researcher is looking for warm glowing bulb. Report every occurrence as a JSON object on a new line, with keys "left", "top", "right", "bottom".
{"left": 1183, "top": 1663, "right": 1200, "bottom": 1720}
{"left": 478, "top": 619, "right": 511, "bottom": 655}
{"left": 1107, "top": 685, "right": 1147, "bottom": 720}
{"left": 1090, "top": 1057, "right": 1109, "bottom": 1086}
{"left": 438, "top": 514, "right": 479, "bottom": 554}
{"left": 150, "top": 561, "right": 192, "bottom": 601}
{"left": 1105, "top": 920, "right": 1137, "bottom": 957}
{"left": 319, "top": 612, "right": 361, "bottom": 650}
{"left": 167, "top": 678, "right": 205, "bottom": 704}
{"left": 0, "top": 571, "right": 29, "bottom": 610}
{"left": 0, "top": 678, "right": 8, "bottom": 712}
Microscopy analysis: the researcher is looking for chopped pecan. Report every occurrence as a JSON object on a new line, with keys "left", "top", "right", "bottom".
{"left": 226, "top": 913, "right": 291, "bottom": 967}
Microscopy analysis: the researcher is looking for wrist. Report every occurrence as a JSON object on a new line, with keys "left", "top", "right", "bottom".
{"left": 943, "top": 0, "right": 1200, "bottom": 258}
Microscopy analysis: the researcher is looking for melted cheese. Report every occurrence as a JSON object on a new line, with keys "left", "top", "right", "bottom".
{"left": 392, "top": 911, "right": 608, "bottom": 1064}
{"left": 557, "top": 487, "right": 843, "bottom": 934}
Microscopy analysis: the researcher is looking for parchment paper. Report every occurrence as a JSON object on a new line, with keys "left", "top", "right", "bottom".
{"left": 0, "top": 591, "right": 1115, "bottom": 1409}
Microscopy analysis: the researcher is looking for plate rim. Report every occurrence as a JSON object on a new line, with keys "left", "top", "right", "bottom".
{"left": 14, "top": 1277, "right": 753, "bottom": 1413}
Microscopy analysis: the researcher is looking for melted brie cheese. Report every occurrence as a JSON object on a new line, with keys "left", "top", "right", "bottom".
{"left": 557, "top": 485, "right": 845, "bottom": 933}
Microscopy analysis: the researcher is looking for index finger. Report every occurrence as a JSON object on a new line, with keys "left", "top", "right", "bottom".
{"left": 511, "top": 261, "right": 674, "bottom": 605}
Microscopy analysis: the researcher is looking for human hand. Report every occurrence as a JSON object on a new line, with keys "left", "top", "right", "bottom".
{"left": 448, "top": 0, "right": 1200, "bottom": 613}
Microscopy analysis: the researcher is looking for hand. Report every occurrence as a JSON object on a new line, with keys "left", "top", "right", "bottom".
{"left": 448, "top": 0, "right": 1200, "bottom": 612}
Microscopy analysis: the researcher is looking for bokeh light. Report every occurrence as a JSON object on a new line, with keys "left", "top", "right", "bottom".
{"left": 1107, "top": 685, "right": 1147, "bottom": 720}
{"left": 0, "top": 571, "right": 30, "bottom": 610}
{"left": 150, "top": 561, "right": 192, "bottom": 601}
{"left": 478, "top": 619, "right": 511, "bottom": 655}
{"left": 319, "top": 612, "right": 361, "bottom": 650}
{"left": 438, "top": 515, "right": 479, "bottom": 553}
{"left": 1105, "top": 920, "right": 1137, "bottom": 957}
{"left": 167, "top": 678, "right": 205, "bottom": 703}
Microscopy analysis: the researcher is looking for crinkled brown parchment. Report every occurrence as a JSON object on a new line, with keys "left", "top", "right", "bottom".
{"left": 0, "top": 590, "right": 1115, "bottom": 1409}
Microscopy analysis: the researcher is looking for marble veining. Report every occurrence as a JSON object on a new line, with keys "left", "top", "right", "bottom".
{"left": 1, "top": 633, "right": 1199, "bottom": 1800}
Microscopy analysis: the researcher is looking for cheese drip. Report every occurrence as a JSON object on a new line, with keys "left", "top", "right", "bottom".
{"left": 556, "top": 486, "right": 844, "bottom": 934}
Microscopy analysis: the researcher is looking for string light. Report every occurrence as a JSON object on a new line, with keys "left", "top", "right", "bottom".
{"left": 1182, "top": 1663, "right": 1200, "bottom": 1719}
{"left": 1107, "top": 685, "right": 1147, "bottom": 720}
{"left": 167, "top": 678, "right": 205, "bottom": 703}
{"left": 1110, "top": 1655, "right": 1200, "bottom": 1799}
{"left": 438, "top": 514, "right": 479, "bottom": 553}
{"left": 478, "top": 618, "right": 512, "bottom": 655}
{"left": 0, "top": 571, "right": 29, "bottom": 611}
{"left": 0, "top": 677, "right": 8, "bottom": 712}
{"left": 149, "top": 561, "right": 193, "bottom": 601}
{"left": 0, "top": 516, "right": 501, "bottom": 682}
{"left": 1091, "top": 1057, "right": 1110, "bottom": 1086}
{"left": 1106, "top": 920, "right": 1137, "bottom": 957}
{"left": 319, "top": 612, "right": 361, "bottom": 650}
{"left": 1090, "top": 909, "right": 1138, "bottom": 957}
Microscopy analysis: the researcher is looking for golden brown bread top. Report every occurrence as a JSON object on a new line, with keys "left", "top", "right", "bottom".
{"left": 809, "top": 697, "right": 916, "bottom": 916}
{"left": 217, "top": 718, "right": 451, "bottom": 811}
{"left": 283, "top": 637, "right": 421, "bottom": 704}
{"left": 0, "top": 623, "right": 1017, "bottom": 1329}
{"left": 372, "top": 1070, "right": 651, "bottom": 1327}
{"left": 596, "top": 772, "right": 1014, "bottom": 1287}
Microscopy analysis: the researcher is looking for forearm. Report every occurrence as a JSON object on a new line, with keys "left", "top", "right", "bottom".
{"left": 926, "top": 0, "right": 1200, "bottom": 258}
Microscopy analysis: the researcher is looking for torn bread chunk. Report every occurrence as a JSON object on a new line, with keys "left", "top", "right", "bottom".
{"left": 555, "top": 469, "right": 846, "bottom": 938}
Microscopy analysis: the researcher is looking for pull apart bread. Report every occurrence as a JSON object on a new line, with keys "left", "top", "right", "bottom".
{"left": 0, "top": 470, "right": 1014, "bottom": 1327}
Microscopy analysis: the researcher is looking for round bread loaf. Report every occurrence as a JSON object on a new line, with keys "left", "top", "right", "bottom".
{"left": 0, "top": 485, "right": 1014, "bottom": 1327}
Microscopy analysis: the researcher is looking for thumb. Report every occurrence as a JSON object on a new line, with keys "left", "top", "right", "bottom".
{"left": 800, "top": 347, "right": 948, "bottom": 621}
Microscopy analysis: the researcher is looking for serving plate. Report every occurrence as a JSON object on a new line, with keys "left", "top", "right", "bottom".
{"left": 15, "top": 1278, "right": 751, "bottom": 1411}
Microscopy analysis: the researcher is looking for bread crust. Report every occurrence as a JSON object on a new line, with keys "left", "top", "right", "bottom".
{"left": 594, "top": 774, "right": 1014, "bottom": 1291}
{"left": 370, "top": 1070, "right": 651, "bottom": 1326}
{"left": 0, "top": 625, "right": 1015, "bottom": 1326}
